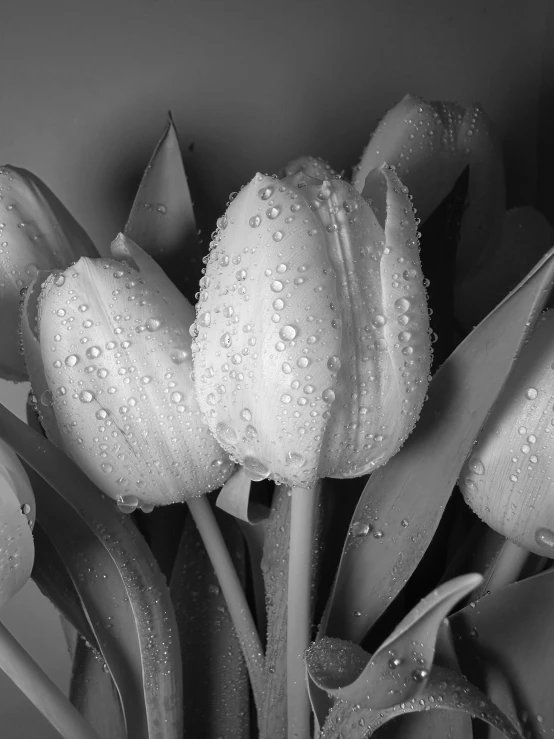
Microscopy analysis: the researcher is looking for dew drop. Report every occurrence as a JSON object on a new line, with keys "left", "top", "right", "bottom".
{"left": 216, "top": 422, "right": 238, "bottom": 445}
{"left": 117, "top": 495, "right": 139, "bottom": 514}
{"left": 171, "top": 350, "right": 188, "bottom": 365}
{"left": 327, "top": 356, "right": 341, "bottom": 372}
{"left": 220, "top": 332, "right": 232, "bottom": 348}
{"left": 526, "top": 387, "right": 538, "bottom": 400}
{"left": 240, "top": 408, "right": 252, "bottom": 421}
{"left": 266, "top": 206, "right": 280, "bottom": 219}
{"left": 286, "top": 451, "right": 305, "bottom": 468}
{"left": 146, "top": 318, "right": 161, "bottom": 332}
{"left": 198, "top": 312, "right": 211, "bottom": 327}
{"left": 101, "top": 463, "right": 113, "bottom": 474}
{"left": 259, "top": 187, "right": 273, "bottom": 200}
{"left": 249, "top": 215, "right": 261, "bottom": 228}
{"left": 468, "top": 457, "right": 485, "bottom": 475}
{"left": 271, "top": 280, "right": 284, "bottom": 292}
{"left": 394, "top": 298, "right": 410, "bottom": 312}
{"left": 279, "top": 325, "right": 297, "bottom": 341}
{"left": 535, "top": 527, "right": 554, "bottom": 549}
{"left": 86, "top": 346, "right": 102, "bottom": 359}
{"left": 351, "top": 521, "right": 370, "bottom": 537}
{"left": 273, "top": 231, "right": 284, "bottom": 242}
{"left": 65, "top": 354, "right": 79, "bottom": 367}
{"left": 322, "top": 388, "right": 335, "bottom": 404}
{"left": 79, "top": 390, "right": 94, "bottom": 403}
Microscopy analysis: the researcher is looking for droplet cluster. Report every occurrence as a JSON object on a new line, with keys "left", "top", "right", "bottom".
{"left": 28, "top": 255, "right": 233, "bottom": 506}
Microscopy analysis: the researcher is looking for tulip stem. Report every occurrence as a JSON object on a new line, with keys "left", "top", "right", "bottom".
{"left": 0, "top": 620, "right": 102, "bottom": 739}
{"left": 287, "top": 484, "right": 318, "bottom": 739}
{"left": 186, "top": 495, "right": 265, "bottom": 714}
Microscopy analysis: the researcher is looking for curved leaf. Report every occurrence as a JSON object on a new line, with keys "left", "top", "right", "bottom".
{"left": 308, "top": 574, "right": 480, "bottom": 710}
{"left": 216, "top": 467, "right": 268, "bottom": 524}
{"left": 318, "top": 664, "right": 523, "bottom": 739}
{"left": 450, "top": 565, "right": 554, "bottom": 739}
{"left": 124, "top": 113, "right": 203, "bottom": 301}
{"left": 0, "top": 402, "right": 182, "bottom": 739}
{"left": 323, "top": 246, "right": 554, "bottom": 644}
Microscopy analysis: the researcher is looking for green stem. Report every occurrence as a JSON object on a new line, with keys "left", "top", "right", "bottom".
{"left": 0, "top": 620, "right": 102, "bottom": 739}
{"left": 287, "top": 484, "right": 318, "bottom": 739}
{"left": 186, "top": 495, "right": 265, "bottom": 714}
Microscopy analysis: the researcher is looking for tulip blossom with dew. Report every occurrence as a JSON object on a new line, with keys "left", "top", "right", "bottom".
{"left": 21, "top": 235, "right": 234, "bottom": 510}
{"left": 192, "top": 166, "right": 432, "bottom": 488}
{"left": 0, "top": 166, "right": 98, "bottom": 381}
{"left": 192, "top": 165, "right": 432, "bottom": 737}
{"left": 459, "top": 309, "right": 554, "bottom": 557}
{"left": 353, "top": 94, "right": 505, "bottom": 282}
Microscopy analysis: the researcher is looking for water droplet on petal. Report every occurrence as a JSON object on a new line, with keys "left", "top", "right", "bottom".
{"left": 535, "top": 527, "right": 554, "bottom": 549}
{"left": 243, "top": 456, "right": 270, "bottom": 481}
{"left": 117, "top": 495, "right": 139, "bottom": 514}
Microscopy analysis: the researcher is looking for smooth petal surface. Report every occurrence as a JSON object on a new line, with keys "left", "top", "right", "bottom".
{"left": 193, "top": 169, "right": 430, "bottom": 486}
{"left": 319, "top": 165, "right": 431, "bottom": 478}
{"left": 0, "top": 166, "right": 97, "bottom": 380}
{"left": 30, "top": 241, "right": 232, "bottom": 506}
{"left": 459, "top": 308, "right": 554, "bottom": 555}
{"left": 0, "top": 442, "right": 34, "bottom": 609}
{"left": 192, "top": 173, "right": 341, "bottom": 487}
{"left": 353, "top": 94, "right": 504, "bottom": 281}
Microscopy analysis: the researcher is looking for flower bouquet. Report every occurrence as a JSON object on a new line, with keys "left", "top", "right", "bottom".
{"left": 0, "top": 94, "right": 552, "bottom": 739}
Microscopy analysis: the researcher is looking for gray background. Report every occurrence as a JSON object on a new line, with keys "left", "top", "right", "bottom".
{"left": 0, "top": 0, "right": 551, "bottom": 736}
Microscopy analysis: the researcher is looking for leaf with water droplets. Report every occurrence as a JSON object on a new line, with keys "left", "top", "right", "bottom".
{"left": 0, "top": 403, "right": 183, "bottom": 739}
{"left": 323, "top": 246, "right": 554, "bottom": 644}
{"left": 0, "top": 451, "right": 34, "bottom": 610}
{"left": 69, "top": 638, "right": 126, "bottom": 739}
{"left": 170, "top": 504, "right": 250, "bottom": 737}
{"left": 124, "top": 113, "right": 203, "bottom": 301}
{"left": 308, "top": 575, "right": 480, "bottom": 708}
{"left": 316, "top": 661, "right": 523, "bottom": 739}
{"left": 450, "top": 564, "right": 554, "bottom": 739}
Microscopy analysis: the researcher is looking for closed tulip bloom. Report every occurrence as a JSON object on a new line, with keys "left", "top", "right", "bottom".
{"left": 459, "top": 309, "right": 554, "bottom": 556}
{"left": 192, "top": 166, "right": 432, "bottom": 488}
{"left": 22, "top": 234, "right": 233, "bottom": 509}
{"left": 0, "top": 166, "right": 98, "bottom": 381}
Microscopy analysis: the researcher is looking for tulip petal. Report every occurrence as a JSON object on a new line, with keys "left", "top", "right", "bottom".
{"left": 323, "top": 244, "right": 554, "bottom": 644}
{"left": 0, "top": 464, "right": 34, "bottom": 610}
{"left": 280, "top": 156, "right": 339, "bottom": 180}
{"left": 459, "top": 308, "right": 554, "bottom": 555}
{"left": 124, "top": 114, "right": 203, "bottom": 301}
{"left": 33, "top": 253, "right": 231, "bottom": 505}
{"left": 193, "top": 173, "right": 341, "bottom": 487}
{"left": 353, "top": 94, "right": 504, "bottom": 280}
{"left": 0, "top": 166, "right": 97, "bottom": 380}
{"left": 318, "top": 165, "right": 431, "bottom": 478}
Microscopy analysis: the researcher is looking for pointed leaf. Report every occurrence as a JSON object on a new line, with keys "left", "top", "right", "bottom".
{"left": 450, "top": 565, "right": 554, "bottom": 739}
{"left": 0, "top": 403, "right": 183, "bottom": 739}
{"left": 318, "top": 664, "right": 523, "bottom": 739}
{"left": 170, "top": 506, "right": 250, "bottom": 738}
{"left": 308, "top": 575, "right": 479, "bottom": 710}
{"left": 125, "top": 114, "right": 203, "bottom": 301}
{"left": 324, "top": 247, "right": 554, "bottom": 644}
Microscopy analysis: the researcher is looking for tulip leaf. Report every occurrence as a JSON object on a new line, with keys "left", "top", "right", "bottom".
{"left": 450, "top": 564, "right": 554, "bottom": 739}
{"left": 125, "top": 113, "right": 203, "bottom": 302}
{"left": 316, "top": 662, "right": 523, "bottom": 739}
{"left": 309, "top": 575, "right": 480, "bottom": 709}
{"left": 170, "top": 505, "right": 250, "bottom": 738}
{"left": 0, "top": 467, "right": 34, "bottom": 610}
{"left": 0, "top": 402, "right": 183, "bottom": 739}
{"left": 69, "top": 637, "right": 126, "bottom": 739}
{"left": 216, "top": 467, "right": 269, "bottom": 524}
{"left": 323, "top": 246, "right": 554, "bottom": 644}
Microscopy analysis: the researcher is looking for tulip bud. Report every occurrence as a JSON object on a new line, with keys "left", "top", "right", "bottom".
{"left": 352, "top": 94, "right": 505, "bottom": 281}
{"left": 459, "top": 309, "right": 554, "bottom": 556}
{"left": 0, "top": 166, "right": 98, "bottom": 381}
{"left": 192, "top": 167, "right": 431, "bottom": 487}
{"left": 22, "top": 235, "right": 233, "bottom": 509}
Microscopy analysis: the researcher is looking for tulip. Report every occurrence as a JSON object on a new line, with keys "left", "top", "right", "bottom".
{"left": 21, "top": 234, "right": 234, "bottom": 509}
{"left": 191, "top": 165, "right": 432, "bottom": 488}
{"left": 352, "top": 94, "right": 505, "bottom": 282}
{"left": 459, "top": 309, "right": 554, "bottom": 556}
{"left": 0, "top": 166, "right": 98, "bottom": 381}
